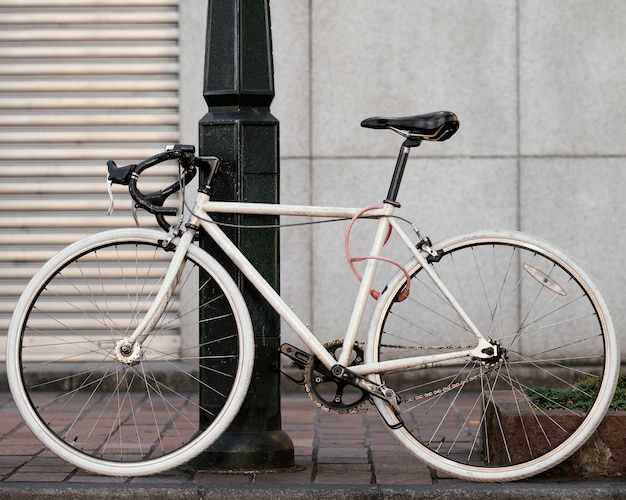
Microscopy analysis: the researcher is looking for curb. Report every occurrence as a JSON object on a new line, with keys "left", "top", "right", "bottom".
{"left": 0, "top": 481, "right": 625, "bottom": 500}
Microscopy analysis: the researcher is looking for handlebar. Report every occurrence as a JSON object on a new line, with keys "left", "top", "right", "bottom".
{"left": 107, "top": 145, "right": 220, "bottom": 230}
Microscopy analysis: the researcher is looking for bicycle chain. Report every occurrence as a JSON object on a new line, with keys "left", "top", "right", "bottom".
{"left": 304, "top": 340, "right": 479, "bottom": 415}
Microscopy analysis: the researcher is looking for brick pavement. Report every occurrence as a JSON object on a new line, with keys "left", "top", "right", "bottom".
{"left": 0, "top": 390, "right": 444, "bottom": 487}
{"left": 2, "top": 390, "right": 626, "bottom": 499}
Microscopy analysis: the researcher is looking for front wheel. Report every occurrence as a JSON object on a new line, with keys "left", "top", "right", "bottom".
{"left": 6, "top": 228, "right": 254, "bottom": 476}
{"left": 366, "top": 230, "right": 619, "bottom": 482}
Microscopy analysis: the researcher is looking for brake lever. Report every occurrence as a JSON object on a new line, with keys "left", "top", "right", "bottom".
{"left": 106, "top": 177, "right": 115, "bottom": 216}
{"left": 107, "top": 173, "right": 139, "bottom": 228}
{"left": 131, "top": 203, "right": 139, "bottom": 227}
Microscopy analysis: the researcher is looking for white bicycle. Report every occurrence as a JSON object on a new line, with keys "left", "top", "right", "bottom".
{"left": 6, "top": 111, "right": 619, "bottom": 481}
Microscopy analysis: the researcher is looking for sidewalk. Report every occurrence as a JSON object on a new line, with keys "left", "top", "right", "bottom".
{"left": 0, "top": 390, "right": 624, "bottom": 499}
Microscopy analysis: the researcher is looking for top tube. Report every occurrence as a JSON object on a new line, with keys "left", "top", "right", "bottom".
{"left": 200, "top": 201, "right": 394, "bottom": 219}
{"left": 202, "top": 201, "right": 394, "bottom": 219}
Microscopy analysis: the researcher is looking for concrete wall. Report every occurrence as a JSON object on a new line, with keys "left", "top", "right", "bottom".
{"left": 182, "top": 1, "right": 625, "bottom": 353}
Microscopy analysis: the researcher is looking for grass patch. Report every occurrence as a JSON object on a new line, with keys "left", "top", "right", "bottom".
{"left": 526, "top": 375, "right": 626, "bottom": 411}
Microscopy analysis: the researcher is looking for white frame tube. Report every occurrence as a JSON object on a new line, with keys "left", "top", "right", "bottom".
{"left": 193, "top": 194, "right": 489, "bottom": 373}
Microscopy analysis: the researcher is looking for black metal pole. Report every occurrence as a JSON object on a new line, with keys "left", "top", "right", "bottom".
{"left": 195, "top": 0, "right": 294, "bottom": 470}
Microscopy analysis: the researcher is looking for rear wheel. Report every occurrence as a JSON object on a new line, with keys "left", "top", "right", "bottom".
{"left": 367, "top": 230, "right": 619, "bottom": 482}
{"left": 6, "top": 228, "right": 254, "bottom": 476}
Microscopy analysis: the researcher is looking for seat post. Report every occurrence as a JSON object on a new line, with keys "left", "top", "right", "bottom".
{"left": 385, "top": 137, "right": 421, "bottom": 205}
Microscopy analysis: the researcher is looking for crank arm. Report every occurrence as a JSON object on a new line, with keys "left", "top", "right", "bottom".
{"left": 331, "top": 365, "right": 401, "bottom": 412}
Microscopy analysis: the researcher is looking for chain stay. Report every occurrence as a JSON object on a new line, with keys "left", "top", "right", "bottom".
{"left": 282, "top": 340, "right": 479, "bottom": 415}
{"left": 306, "top": 368, "right": 483, "bottom": 415}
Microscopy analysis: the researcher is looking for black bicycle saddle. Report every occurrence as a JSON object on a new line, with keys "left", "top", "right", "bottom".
{"left": 361, "top": 111, "right": 459, "bottom": 141}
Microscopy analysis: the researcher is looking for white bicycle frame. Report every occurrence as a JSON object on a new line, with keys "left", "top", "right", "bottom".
{"left": 129, "top": 189, "right": 496, "bottom": 378}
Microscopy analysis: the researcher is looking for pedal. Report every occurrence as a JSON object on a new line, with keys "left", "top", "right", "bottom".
{"left": 279, "top": 343, "right": 311, "bottom": 370}
{"left": 380, "top": 386, "right": 401, "bottom": 413}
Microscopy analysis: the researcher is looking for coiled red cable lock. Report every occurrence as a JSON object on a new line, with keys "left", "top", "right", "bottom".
{"left": 345, "top": 206, "right": 411, "bottom": 301}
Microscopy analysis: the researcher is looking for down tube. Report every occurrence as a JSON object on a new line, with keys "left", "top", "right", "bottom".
{"left": 199, "top": 217, "right": 337, "bottom": 369}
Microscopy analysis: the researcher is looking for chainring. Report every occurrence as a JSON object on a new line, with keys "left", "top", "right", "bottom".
{"left": 304, "top": 339, "right": 370, "bottom": 414}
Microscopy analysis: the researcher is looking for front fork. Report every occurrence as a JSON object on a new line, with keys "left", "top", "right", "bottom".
{"left": 114, "top": 226, "right": 195, "bottom": 365}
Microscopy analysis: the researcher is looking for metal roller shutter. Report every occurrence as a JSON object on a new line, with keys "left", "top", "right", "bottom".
{"left": 0, "top": 0, "right": 182, "bottom": 360}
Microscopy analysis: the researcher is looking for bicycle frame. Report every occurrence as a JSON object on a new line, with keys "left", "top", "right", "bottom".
{"left": 10, "top": 120, "right": 616, "bottom": 481}
{"left": 169, "top": 191, "right": 495, "bottom": 376}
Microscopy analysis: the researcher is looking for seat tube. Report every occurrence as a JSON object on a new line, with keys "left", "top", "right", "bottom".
{"left": 339, "top": 205, "right": 395, "bottom": 367}
{"left": 385, "top": 137, "right": 421, "bottom": 205}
